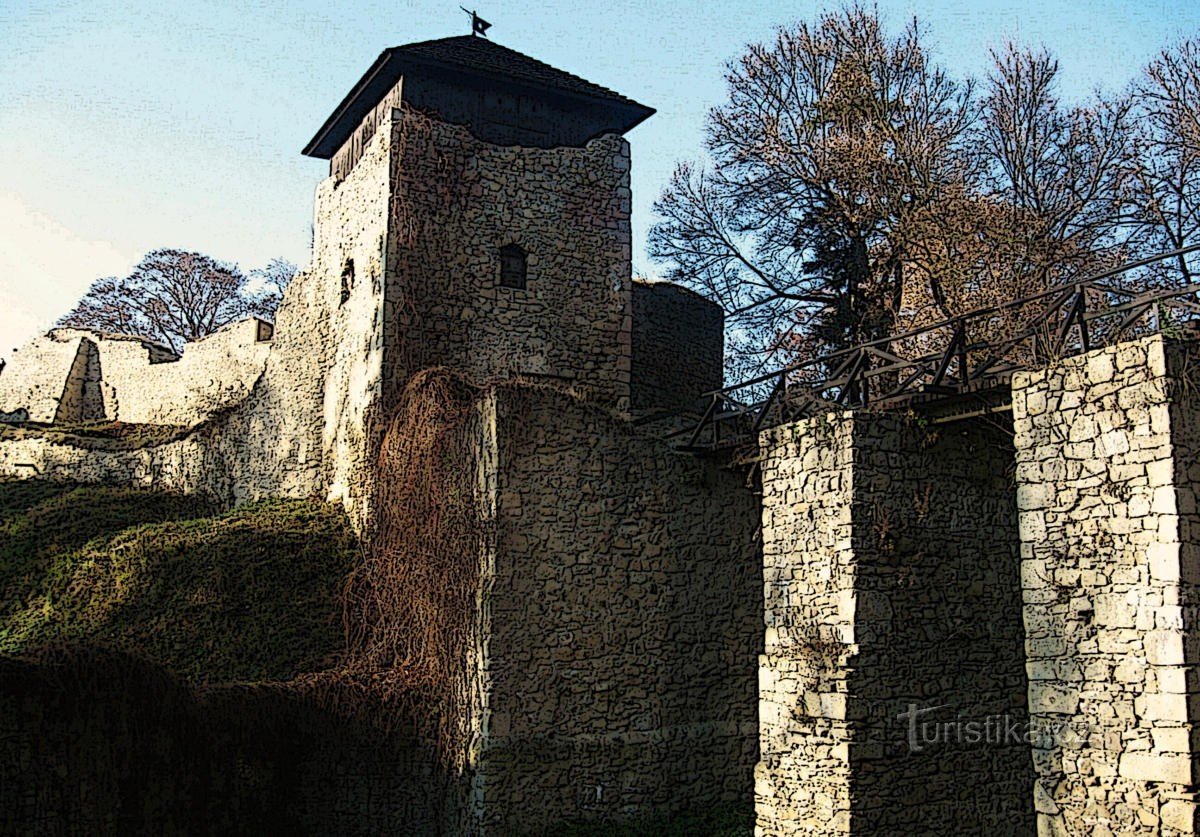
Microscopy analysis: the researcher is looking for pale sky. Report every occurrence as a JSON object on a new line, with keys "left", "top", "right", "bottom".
{"left": 2, "top": 0, "right": 1197, "bottom": 357}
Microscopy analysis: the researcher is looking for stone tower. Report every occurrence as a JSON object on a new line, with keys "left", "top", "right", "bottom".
{"left": 301, "top": 35, "right": 655, "bottom": 427}
{"left": 288, "top": 39, "right": 760, "bottom": 837}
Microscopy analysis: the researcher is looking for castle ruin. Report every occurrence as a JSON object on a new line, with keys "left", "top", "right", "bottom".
{"left": 2, "top": 35, "right": 1200, "bottom": 836}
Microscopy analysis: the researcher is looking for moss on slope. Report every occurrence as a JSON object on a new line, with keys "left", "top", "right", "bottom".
{"left": 0, "top": 480, "right": 357, "bottom": 684}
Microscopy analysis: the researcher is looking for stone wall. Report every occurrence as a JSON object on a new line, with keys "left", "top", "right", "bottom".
{"left": 309, "top": 108, "right": 392, "bottom": 523}
{"left": 0, "top": 330, "right": 103, "bottom": 423}
{"left": 630, "top": 280, "right": 723, "bottom": 419}
{"left": 0, "top": 324, "right": 271, "bottom": 428}
{"left": 757, "top": 414, "right": 856, "bottom": 835}
{"left": 0, "top": 110, "right": 395, "bottom": 524}
{"left": 756, "top": 411, "right": 1032, "bottom": 835}
{"left": 1013, "top": 334, "right": 1200, "bottom": 835}
{"left": 0, "top": 105, "right": 636, "bottom": 531}
{"left": 384, "top": 107, "right": 632, "bottom": 416}
{"left": 0, "top": 256, "right": 378, "bottom": 521}
{"left": 0, "top": 409, "right": 286, "bottom": 507}
{"left": 96, "top": 320, "right": 272, "bottom": 426}
{"left": 464, "top": 385, "right": 761, "bottom": 834}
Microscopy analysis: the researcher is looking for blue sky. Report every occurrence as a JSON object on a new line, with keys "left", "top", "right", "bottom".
{"left": 1, "top": 0, "right": 1197, "bottom": 352}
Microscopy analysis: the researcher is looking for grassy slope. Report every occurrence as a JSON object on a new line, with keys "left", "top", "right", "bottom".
{"left": 0, "top": 481, "right": 752, "bottom": 834}
{"left": 0, "top": 480, "right": 356, "bottom": 684}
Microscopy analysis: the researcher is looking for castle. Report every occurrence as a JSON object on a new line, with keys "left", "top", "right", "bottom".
{"left": 3, "top": 35, "right": 1200, "bottom": 837}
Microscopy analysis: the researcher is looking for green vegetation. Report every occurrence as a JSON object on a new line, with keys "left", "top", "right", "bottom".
{"left": 0, "top": 480, "right": 356, "bottom": 684}
{"left": 0, "top": 420, "right": 190, "bottom": 450}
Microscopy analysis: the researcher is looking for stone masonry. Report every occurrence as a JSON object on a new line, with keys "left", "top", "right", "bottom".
{"left": 464, "top": 385, "right": 760, "bottom": 833}
{"left": 0, "top": 323, "right": 271, "bottom": 427}
{"left": 383, "top": 107, "right": 634, "bottom": 415}
{"left": 0, "top": 42, "right": 752, "bottom": 835}
{"left": 630, "top": 279, "right": 724, "bottom": 419}
{"left": 95, "top": 319, "right": 272, "bottom": 426}
{"left": 11, "top": 33, "right": 1200, "bottom": 837}
{"left": 1013, "top": 335, "right": 1200, "bottom": 836}
{"left": 0, "top": 329, "right": 105, "bottom": 423}
{"left": 756, "top": 411, "right": 1032, "bottom": 835}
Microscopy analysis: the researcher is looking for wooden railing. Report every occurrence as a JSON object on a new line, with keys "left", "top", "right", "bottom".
{"left": 671, "top": 245, "right": 1200, "bottom": 451}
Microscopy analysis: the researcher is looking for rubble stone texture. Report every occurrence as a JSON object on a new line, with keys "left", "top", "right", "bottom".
{"left": 1013, "top": 334, "right": 1200, "bottom": 837}
{"left": 382, "top": 109, "right": 634, "bottom": 416}
{"left": 0, "top": 323, "right": 270, "bottom": 426}
{"left": 756, "top": 411, "right": 1032, "bottom": 835}
{"left": 0, "top": 329, "right": 104, "bottom": 423}
{"left": 8, "top": 48, "right": 1200, "bottom": 834}
{"left": 462, "top": 385, "right": 760, "bottom": 833}
{"left": 0, "top": 95, "right": 750, "bottom": 833}
{"left": 630, "top": 279, "right": 724, "bottom": 419}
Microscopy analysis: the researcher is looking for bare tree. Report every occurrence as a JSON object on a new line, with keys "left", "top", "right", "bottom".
{"left": 56, "top": 277, "right": 145, "bottom": 338}
{"left": 246, "top": 257, "right": 297, "bottom": 321}
{"left": 59, "top": 249, "right": 254, "bottom": 353}
{"left": 978, "top": 44, "right": 1134, "bottom": 290}
{"left": 1123, "top": 38, "right": 1200, "bottom": 283}
{"left": 649, "top": 6, "right": 976, "bottom": 376}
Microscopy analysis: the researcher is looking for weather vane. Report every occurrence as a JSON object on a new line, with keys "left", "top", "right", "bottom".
{"left": 460, "top": 7, "right": 491, "bottom": 37}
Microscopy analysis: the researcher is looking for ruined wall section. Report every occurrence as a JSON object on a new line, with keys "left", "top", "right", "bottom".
{"left": 464, "top": 386, "right": 760, "bottom": 833}
{"left": 0, "top": 324, "right": 269, "bottom": 429}
{"left": 0, "top": 122, "right": 393, "bottom": 518}
{"left": 629, "top": 280, "right": 723, "bottom": 419}
{"left": 95, "top": 320, "right": 271, "bottom": 426}
{"left": 54, "top": 333, "right": 104, "bottom": 424}
{"left": 191, "top": 251, "right": 347, "bottom": 506}
{"left": 0, "top": 330, "right": 100, "bottom": 423}
{"left": 384, "top": 109, "right": 632, "bottom": 416}
{"left": 1013, "top": 335, "right": 1200, "bottom": 835}
{"left": 756, "top": 412, "right": 1031, "bottom": 836}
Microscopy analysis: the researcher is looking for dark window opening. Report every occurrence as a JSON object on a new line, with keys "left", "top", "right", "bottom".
{"left": 499, "top": 244, "right": 527, "bottom": 290}
{"left": 340, "top": 259, "right": 355, "bottom": 305}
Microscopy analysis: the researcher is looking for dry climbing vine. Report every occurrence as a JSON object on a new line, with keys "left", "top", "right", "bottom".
{"left": 335, "top": 368, "right": 485, "bottom": 766}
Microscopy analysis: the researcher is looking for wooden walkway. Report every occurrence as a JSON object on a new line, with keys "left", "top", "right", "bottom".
{"left": 670, "top": 245, "right": 1200, "bottom": 451}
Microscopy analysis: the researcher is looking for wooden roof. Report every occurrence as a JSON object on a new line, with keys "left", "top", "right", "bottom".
{"left": 302, "top": 36, "right": 655, "bottom": 159}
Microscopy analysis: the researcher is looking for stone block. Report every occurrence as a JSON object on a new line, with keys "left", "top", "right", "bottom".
{"left": 1020, "top": 511, "right": 1047, "bottom": 542}
{"left": 1134, "top": 693, "right": 1189, "bottom": 723}
{"left": 1087, "top": 352, "right": 1115, "bottom": 384}
{"left": 1153, "top": 486, "right": 1179, "bottom": 516}
{"left": 1161, "top": 798, "right": 1200, "bottom": 832}
{"left": 1034, "top": 780, "right": 1060, "bottom": 814}
{"left": 1094, "top": 593, "right": 1136, "bottom": 629}
{"left": 1018, "top": 483, "right": 1052, "bottom": 511}
{"left": 1149, "top": 542, "right": 1181, "bottom": 582}
{"left": 1099, "top": 429, "right": 1130, "bottom": 457}
{"left": 1147, "top": 630, "right": 1186, "bottom": 666}
{"left": 1118, "top": 752, "right": 1193, "bottom": 784}
{"left": 1031, "top": 684, "right": 1080, "bottom": 716}
{"left": 1150, "top": 727, "right": 1192, "bottom": 753}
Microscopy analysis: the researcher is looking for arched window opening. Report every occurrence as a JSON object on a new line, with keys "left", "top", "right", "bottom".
{"left": 499, "top": 244, "right": 527, "bottom": 290}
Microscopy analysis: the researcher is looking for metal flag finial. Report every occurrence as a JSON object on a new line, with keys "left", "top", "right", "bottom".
{"left": 459, "top": 7, "right": 491, "bottom": 37}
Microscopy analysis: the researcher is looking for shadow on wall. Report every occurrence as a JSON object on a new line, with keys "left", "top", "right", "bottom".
{"left": 850, "top": 416, "right": 1034, "bottom": 834}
